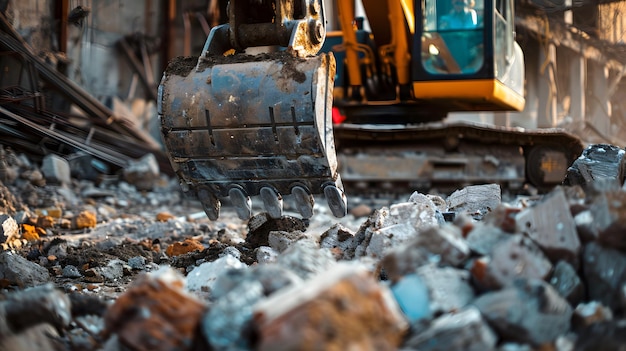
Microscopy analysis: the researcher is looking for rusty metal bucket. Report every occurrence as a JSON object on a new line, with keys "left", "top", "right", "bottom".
{"left": 158, "top": 51, "right": 346, "bottom": 220}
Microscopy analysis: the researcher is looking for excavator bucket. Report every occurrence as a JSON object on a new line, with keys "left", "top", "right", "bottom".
{"left": 158, "top": 0, "right": 346, "bottom": 220}
{"left": 158, "top": 51, "right": 346, "bottom": 221}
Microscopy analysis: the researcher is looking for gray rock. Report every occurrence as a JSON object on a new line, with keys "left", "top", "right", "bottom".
{"left": 563, "top": 144, "right": 626, "bottom": 189}
{"left": 572, "top": 301, "right": 613, "bottom": 331}
{"left": 574, "top": 209, "right": 598, "bottom": 243}
{"left": 582, "top": 242, "right": 626, "bottom": 310}
{"left": 127, "top": 256, "right": 147, "bottom": 270}
{"left": 122, "top": 153, "right": 160, "bottom": 191}
{"left": 277, "top": 240, "right": 335, "bottom": 280}
{"left": 256, "top": 246, "right": 278, "bottom": 264}
{"left": 202, "top": 280, "right": 264, "bottom": 351}
{"left": 403, "top": 307, "right": 497, "bottom": 351}
{"left": 62, "top": 265, "right": 82, "bottom": 278}
{"left": 589, "top": 190, "right": 626, "bottom": 251}
{"left": 41, "top": 153, "right": 71, "bottom": 185}
{"left": 320, "top": 223, "right": 358, "bottom": 260}
{"left": 471, "top": 234, "right": 553, "bottom": 290}
{"left": 187, "top": 255, "right": 247, "bottom": 293}
{"left": 466, "top": 223, "right": 511, "bottom": 256}
{"left": 516, "top": 187, "right": 581, "bottom": 265}
{"left": 218, "top": 246, "right": 241, "bottom": 260}
{"left": 417, "top": 264, "right": 475, "bottom": 315}
{"left": 0, "top": 251, "right": 50, "bottom": 287}
{"left": 268, "top": 230, "right": 306, "bottom": 253}
{"left": 549, "top": 260, "right": 584, "bottom": 306}
{"left": 473, "top": 278, "right": 573, "bottom": 345}
{"left": 98, "top": 259, "right": 125, "bottom": 281}
{"left": 447, "top": 184, "right": 501, "bottom": 220}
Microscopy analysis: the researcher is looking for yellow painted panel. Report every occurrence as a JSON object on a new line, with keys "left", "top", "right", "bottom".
{"left": 412, "top": 79, "right": 525, "bottom": 111}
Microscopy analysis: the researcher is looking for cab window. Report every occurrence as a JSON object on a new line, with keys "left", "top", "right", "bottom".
{"left": 421, "top": 0, "right": 485, "bottom": 74}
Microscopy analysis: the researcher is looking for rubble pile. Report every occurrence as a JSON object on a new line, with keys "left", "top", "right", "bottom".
{"left": 0, "top": 143, "right": 626, "bottom": 351}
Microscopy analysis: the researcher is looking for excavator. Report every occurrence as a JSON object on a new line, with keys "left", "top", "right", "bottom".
{"left": 157, "top": 0, "right": 584, "bottom": 221}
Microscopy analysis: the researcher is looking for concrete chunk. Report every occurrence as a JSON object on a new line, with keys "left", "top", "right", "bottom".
{"left": 41, "top": 153, "right": 71, "bottom": 185}
{"left": 320, "top": 223, "right": 358, "bottom": 260}
{"left": 382, "top": 224, "right": 471, "bottom": 282}
{"left": 253, "top": 263, "right": 408, "bottom": 351}
{"left": 268, "top": 230, "right": 306, "bottom": 253}
{"left": 402, "top": 307, "right": 497, "bottom": 351}
{"left": 203, "top": 280, "right": 264, "bottom": 350}
{"left": 357, "top": 200, "right": 444, "bottom": 259}
{"left": 186, "top": 255, "right": 247, "bottom": 293}
{"left": 549, "top": 260, "right": 584, "bottom": 306}
{"left": 473, "top": 278, "right": 573, "bottom": 345}
{"left": 122, "top": 153, "right": 160, "bottom": 191}
{"left": 572, "top": 301, "right": 613, "bottom": 331}
{"left": 563, "top": 143, "right": 626, "bottom": 189}
{"left": 276, "top": 240, "right": 335, "bottom": 280}
{"left": 417, "top": 264, "right": 475, "bottom": 315}
{"left": 470, "top": 234, "right": 552, "bottom": 290}
{"left": 582, "top": 242, "right": 626, "bottom": 310}
{"left": 574, "top": 209, "right": 598, "bottom": 243}
{"left": 465, "top": 223, "right": 511, "bottom": 256}
{"left": 446, "top": 184, "right": 501, "bottom": 220}
{"left": 516, "top": 187, "right": 581, "bottom": 265}
{"left": 589, "top": 190, "right": 626, "bottom": 251}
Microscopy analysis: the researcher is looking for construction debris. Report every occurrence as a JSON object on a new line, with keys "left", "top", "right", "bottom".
{"left": 1, "top": 134, "right": 626, "bottom": 351}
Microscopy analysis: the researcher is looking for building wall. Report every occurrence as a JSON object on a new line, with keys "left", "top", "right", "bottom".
{"left": 4, "top": 0, "right": 55, "bottom": 52}
{"left": 598, "top": 1, "right": 626, "bottom": 44}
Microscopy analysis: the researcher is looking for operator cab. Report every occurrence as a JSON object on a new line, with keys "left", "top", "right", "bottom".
{"left": 413, "top": 0, "right": 525, "bottom": 111}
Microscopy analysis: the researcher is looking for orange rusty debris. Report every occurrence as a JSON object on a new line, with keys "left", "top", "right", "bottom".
{"left": 166, "top": 238, "right": 204, "bottom": 257}
{"left": 73, "top": 210, "right": 97, "bottom": 229}
{"left": 21, "top": 224, "right": 40, "bottom": 241}
{"left": 156, "top": 211, "right": 176, "bottom": 222}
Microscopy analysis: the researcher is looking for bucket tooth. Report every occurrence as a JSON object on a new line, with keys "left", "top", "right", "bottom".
{"left": 229, "top": 187, "right": 252, "bottom": 220}
{"left": 324, "top": 183, "right": 347, "bottom": 218}
{"left": 260, "top": 186, "right": 283, "bottom": 219}
{"left": 198, "top": 188, "right": 221, "bottom": 221}
{"left": 292, "top": 186, "right": 315, "bottom": 219}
